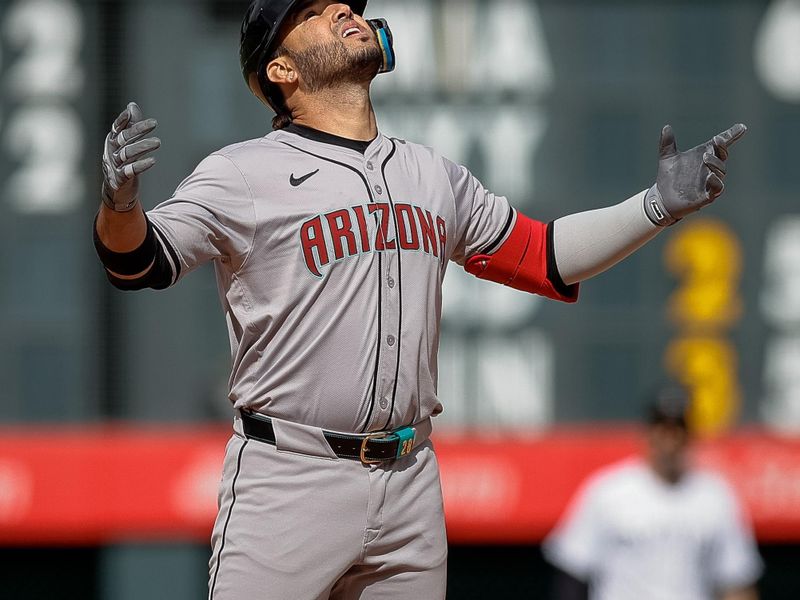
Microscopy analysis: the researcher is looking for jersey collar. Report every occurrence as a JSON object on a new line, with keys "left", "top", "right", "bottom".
{"left": 284, "top": 123, "right": 375, "bottom": 155}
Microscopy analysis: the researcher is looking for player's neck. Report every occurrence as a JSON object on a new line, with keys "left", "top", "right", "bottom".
{"left": 291, "top": 86, "right": 377, "bottom": 142}
{"left": 647, "top": 457, "right": 685, "bottom": 486}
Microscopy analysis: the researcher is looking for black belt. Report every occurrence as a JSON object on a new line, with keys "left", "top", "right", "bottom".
{"left": 240, "top": 411, "right": 418, "bottom": 464}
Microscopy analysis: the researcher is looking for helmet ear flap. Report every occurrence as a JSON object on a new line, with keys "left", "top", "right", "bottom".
{"left": 368, "top": 18, "right": 396, "bottom": 73}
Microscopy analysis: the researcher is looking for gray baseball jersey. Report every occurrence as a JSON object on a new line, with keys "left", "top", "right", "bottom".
{"left": 147, "top": 124, "right": 517, "bottom": 433}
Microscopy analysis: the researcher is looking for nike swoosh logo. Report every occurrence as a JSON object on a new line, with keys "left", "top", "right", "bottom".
{"left": 290, "top": 169, "right": 320, "bottom": 187}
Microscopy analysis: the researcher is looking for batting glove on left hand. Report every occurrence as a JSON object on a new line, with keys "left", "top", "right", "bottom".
{"left": 643, "top": 123, "right": 747, "bottom": 226}
{"left": 101, "top": 102, "right": 160, "bottom": 212}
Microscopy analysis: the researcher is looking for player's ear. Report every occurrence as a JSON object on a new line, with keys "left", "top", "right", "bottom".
{"left": 267, "top": 56, "right": 298, "bottom": 86}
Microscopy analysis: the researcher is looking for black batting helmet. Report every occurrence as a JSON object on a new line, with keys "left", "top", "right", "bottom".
{"left": 240, "top": 0, "right": 394, "bottom": 116}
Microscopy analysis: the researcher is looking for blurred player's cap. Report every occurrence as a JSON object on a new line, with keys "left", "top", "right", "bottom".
{"left": 646, "top": 384, "right": 690, "bottom": 429}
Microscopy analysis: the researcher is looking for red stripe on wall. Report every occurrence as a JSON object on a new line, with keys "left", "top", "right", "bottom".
{"left": 0, "top": 425, "right": 798, "bottom": 545}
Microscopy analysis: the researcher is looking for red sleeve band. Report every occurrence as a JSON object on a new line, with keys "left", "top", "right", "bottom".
{"left": 465, "top": 212, "right": 579, "bottom": 303}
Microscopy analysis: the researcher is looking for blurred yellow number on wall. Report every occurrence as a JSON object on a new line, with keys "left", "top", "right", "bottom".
{"left": 664, "top": 219, "right": 743, "bottom": 436}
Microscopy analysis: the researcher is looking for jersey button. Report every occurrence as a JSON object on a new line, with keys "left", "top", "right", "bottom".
{"left": 387, "top": 277, "right": 395, "bottom": 288}
{"left": 374, "top": 184, "right": 383, "bottom": 195}
{"left": 366, "top": 161, "right": 374, "bottom": 171}
{"left": 387, "top": 335, "right": 396, "bottom": 346}
{"left": 380, "top": 398, "right": 388, "bottom": 409}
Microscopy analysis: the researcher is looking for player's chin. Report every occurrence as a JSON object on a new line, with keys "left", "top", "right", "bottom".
{"left": 342, "top": 33, "right": 377, "bottom": 52}
{"left": 343, "top": 42, "right": 382, "bottom": 70}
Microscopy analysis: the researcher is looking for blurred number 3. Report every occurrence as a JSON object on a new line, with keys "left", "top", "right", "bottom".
{"left": 664, "top": 219, "right": 743, "bottom": 436}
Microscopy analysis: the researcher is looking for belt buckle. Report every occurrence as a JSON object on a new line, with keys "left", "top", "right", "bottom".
{"left": 359, "top": 426, "right": 417, "bottom": 464}
{"left": 359, "top": 432, "right": 389, "bottom": 465}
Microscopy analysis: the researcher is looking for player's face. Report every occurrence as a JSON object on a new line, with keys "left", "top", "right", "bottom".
{"left": 275, "top": 1, "right": 383, "bottom": 91}
{"left": 646, "top": 422, "right": 689, "bottom": 483}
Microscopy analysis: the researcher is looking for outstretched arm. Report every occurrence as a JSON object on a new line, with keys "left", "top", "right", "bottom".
{"left": 553, "top": 123, "right": 747, "bottom": 285}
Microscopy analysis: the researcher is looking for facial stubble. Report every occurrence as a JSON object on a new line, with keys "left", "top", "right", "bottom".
{"left": 284, "top": 38, "right": 383, "bottom": 93}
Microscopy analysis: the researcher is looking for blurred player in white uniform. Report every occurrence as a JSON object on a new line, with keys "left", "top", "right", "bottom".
{"left": 544, "top": 386, "right": 762, "bottom": 600}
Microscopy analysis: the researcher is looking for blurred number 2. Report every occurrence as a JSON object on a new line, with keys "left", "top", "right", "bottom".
{"left": 1, "top": 0, "right": 84, "bottom": 214}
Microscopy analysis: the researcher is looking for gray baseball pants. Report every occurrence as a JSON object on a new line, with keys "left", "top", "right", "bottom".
{"left": 207, "top": 414, "right": 447, "bottom": 599}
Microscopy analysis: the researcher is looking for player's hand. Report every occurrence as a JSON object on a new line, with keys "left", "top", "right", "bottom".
{"left": 643, "top": 123, "right": 747, "bottom": 226}
{"left": 101, "top": 102, "right": 160, "bottom": 212}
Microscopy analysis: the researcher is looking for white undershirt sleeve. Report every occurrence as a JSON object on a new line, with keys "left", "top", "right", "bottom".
{"left": 553, "top": 189, "right": 662, "bottom": 285}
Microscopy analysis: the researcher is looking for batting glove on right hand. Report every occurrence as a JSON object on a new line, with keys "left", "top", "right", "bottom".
{"left": 644, "top": 123, "right": 747, "bottom": 226}
{"left": 101, "top": 102, "right": 160, "bottom": 212}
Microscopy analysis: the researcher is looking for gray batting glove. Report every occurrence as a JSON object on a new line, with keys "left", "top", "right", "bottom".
{"left": 643, "top": 123, "right": 747, "bottom": 226}
{"left": 101, "top": 102, "right": 160, "bottom": 212}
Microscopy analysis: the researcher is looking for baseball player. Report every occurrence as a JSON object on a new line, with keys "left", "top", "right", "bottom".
{"left": 544, "top": 386, "right": 763, "bottom": 600}
{"left": 92, "top": 1, "right": 748, "bottom": 598}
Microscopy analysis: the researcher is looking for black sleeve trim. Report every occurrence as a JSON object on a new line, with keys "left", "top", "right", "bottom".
{"left": 93, "top": 215, "right": 157, "bottom": 276}
{"left": 150, "top": 221, "right": 182, "bottom": 283}
{"left": 481, "top": 206, "right": 516, "bottom": 256}
{"left": 547, "top": 221, "right": 579, "bottom": 298}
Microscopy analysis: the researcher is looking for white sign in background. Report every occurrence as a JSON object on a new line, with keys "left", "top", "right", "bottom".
{"left": 1, "top": 0, "right": 85, "bottom": 214}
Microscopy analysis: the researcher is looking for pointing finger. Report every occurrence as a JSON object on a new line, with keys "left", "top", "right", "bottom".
{"left": 713, "top": 123, "right": 747, "bottom": 150}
